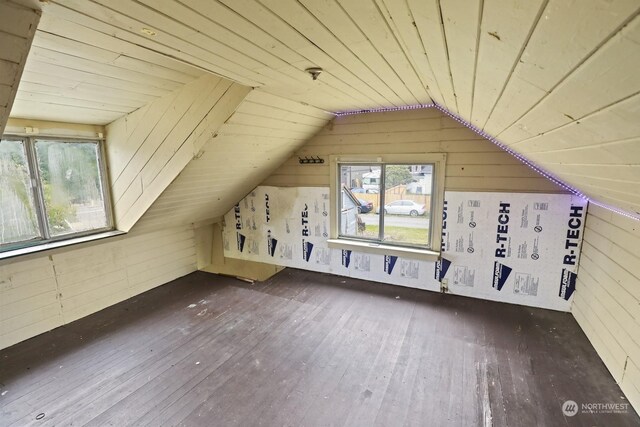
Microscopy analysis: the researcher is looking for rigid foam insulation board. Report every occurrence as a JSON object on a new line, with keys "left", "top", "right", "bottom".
{"left": 437, "top": 191, "right": 587, "bottom": 311}
{"left": 222, "top": 186, "right": 439, "bottom": 292}
{"left": 222, "top": 187, "right": 587, "bottom": 311}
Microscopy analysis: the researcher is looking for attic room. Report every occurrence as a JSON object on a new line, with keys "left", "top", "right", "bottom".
{"left": 1, "top": 0, "right": 639, "bottom": 425}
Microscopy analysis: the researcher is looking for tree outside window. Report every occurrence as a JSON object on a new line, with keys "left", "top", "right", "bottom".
{"left": 338, "top": 163, "right": 434, "bottom": 249}
{"left": 0, "top": 137, "right": 112, "bottom": 251}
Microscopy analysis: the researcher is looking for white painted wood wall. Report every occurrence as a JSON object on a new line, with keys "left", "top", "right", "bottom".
{"left": 106, "top": 74, "right": 251, "bottom": 231}
{"left": 0, "top": 89, "right": 329, "bottom": 350}
{"left": 573, "top": 205, "right": 640, "bottom": 411}
{"left": 0, "top": 225, "right": 197, "bottom": 350}
{"left": 263, "top": 108, "right": 564, "bottom": 193}
{"left": 0, "top": 0, "right": 39, "bottom": 135}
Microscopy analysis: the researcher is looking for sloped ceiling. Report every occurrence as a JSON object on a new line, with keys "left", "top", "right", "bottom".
{"left": 134, "top": 90, "right": 333, "bottom": 231}
{"left": 0, "top": 1, "right": 39, "bottom": 135}
{"left": 9, "top": 10, "right": 206, "bottom": 125}
{"left": 105, "top": 74, "right": 251, "bottom": 231}
{"left": 6, "top": 0, "right": 640, "bottom": 218}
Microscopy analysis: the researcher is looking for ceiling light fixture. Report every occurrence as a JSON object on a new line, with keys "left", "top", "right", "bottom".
{"left": 305, "top": 67, "right": 323, "bottom": 80}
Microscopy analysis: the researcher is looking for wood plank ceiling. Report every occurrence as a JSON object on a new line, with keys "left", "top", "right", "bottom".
{"left": 136, "top": 90, "right": 333, "bottom": 231}
{"left": 10, "top": 12, "right": 206, "bottom": 125}
{"left": 0, "top": 0, "right": 39, "bottom": 135}
{"left": 7, "top": 0, "right": 640, "bottom": 217}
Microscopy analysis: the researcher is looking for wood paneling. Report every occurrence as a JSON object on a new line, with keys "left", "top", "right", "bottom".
{"left": 494, "top": 14, "right": 640, "bottom": 216}
{"left": 507, "top": 93, "right": 640, "bottom": 215}
{"left": 5, "top": 0, "right": 639, "bottom": 217}
{"left": 407, "top": 0, "right": 455, "bottom": 110}
{"left": 106, "top": 74, "right": 250, "bottom": 231}
{"left": 573, "top": 205, "right": 640, "bottom": 411}
{"left": 484, "top": 1, "right": 639, "bottom": 134}
{"left": 3, "top": 5, "right": 640, "bottom": 415}
{"left": 498, "top": 16, "right": 640, "bottom": 143}
{"left": 263, "top": 107, "right": 565, "bottom": 194}
{"left": 0, "top": 225, "right": 196, "bottom": 350}
{"left": 471, "top": 0, "right": 546, "bottom": 128}
{"left": 0, "top": 256, "right": 60, "bottom": 351}
{"left": 9, "top": 12, "right": 204, "bottom": 125}
{"left": 0, "top": 0, "right": 39, "bottom": 135}
{"left": 439, "top": 0, "right": 482, "bottom": 120}
{"left": 136, "top": 90, "right": 332, "bottom": 231}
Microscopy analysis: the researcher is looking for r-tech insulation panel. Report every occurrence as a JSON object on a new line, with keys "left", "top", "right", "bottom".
{"left": 222, "top": 186, "right": 586, "bottom": 312}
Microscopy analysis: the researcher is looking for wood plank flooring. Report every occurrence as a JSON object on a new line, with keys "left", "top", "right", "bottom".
{"left": 1, "top": 269, "right": 638, "bottom": 426}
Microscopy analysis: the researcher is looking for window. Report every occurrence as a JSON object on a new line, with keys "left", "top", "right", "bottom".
{"left": 0, "top": 137, "right": 113, "bottom": 251}
{"left": 330, "top": 154, "right": 446, "bottom": 259}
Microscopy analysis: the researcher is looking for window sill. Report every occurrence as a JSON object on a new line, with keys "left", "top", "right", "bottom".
{"left": 0, "top": 230, "right": 126, "bottom": 261}
{"left": 327, "top": 238, "right": 440, "bottom": 262}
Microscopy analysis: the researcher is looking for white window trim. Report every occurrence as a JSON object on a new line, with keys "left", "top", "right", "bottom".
{"left": 329, "top": 153, "right": 446, "bottom": 261}
{"left": 0, "top": 230, "right": 125, "bottom": 261}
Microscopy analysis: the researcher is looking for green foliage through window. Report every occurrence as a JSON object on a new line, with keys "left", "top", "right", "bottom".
{"left": 338, "top": 162, "right": 434, "bottom": 249}
{"left": 0, "top": 137, "right": 111, "bottom": 250}
{"left": 384, "top": 165, "right": 413, "bottom": 189}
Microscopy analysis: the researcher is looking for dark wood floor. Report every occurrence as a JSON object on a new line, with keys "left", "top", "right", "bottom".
{"left": 1, "top": 269, "right": 637, "bottom": 427}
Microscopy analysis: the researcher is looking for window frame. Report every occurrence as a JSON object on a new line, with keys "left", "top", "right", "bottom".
{"left": 0, "top": 135, "right": 115, "bottom": 253}
{"left": 328, "top": 153, "right": 446, "bottom": 261}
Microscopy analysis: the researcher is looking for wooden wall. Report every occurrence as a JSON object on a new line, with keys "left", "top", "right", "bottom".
{"left": 572, "top": 205, "right": 640, "bottom": 411}
{"left": 0, "top": 0, "right": 39, "bottom": 135}
{"left": 136, "top": 90, "right": 333, "bottom": 231}
{"left": 106, "top": 74, "right": 250, "bottom": 232}
{"left": 263, "top": 107, "right": 564, "bottom": 193}
{"left": 0, "top": 224, "right": 196, "bottom": 350}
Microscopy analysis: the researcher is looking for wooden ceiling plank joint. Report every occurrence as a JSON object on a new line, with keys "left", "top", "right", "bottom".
{"left": 440, "top": 0, "right": 483, "bottom": 119}
{"left": 375, "top": 0, "right": 441, "bottom": 104}
{"left": 484, "top": 1, "right": 640, "bottom": 135}
{"left": 338, "top": 0, "right": 427, "bottom": 105}
{"left": 254, "top": 0, "right": 395, "bottom": 107}
{"left": 407, "top": 0, "right": 457, "bottom": 112}
{"left": 498, "top": 15, "right": 640, "bottom": 144}
{"left": 297, "top": 0, "right": 411, "bottom": 106}
{"left": 475, "top": 0, "right": 549, "bottom": 131}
